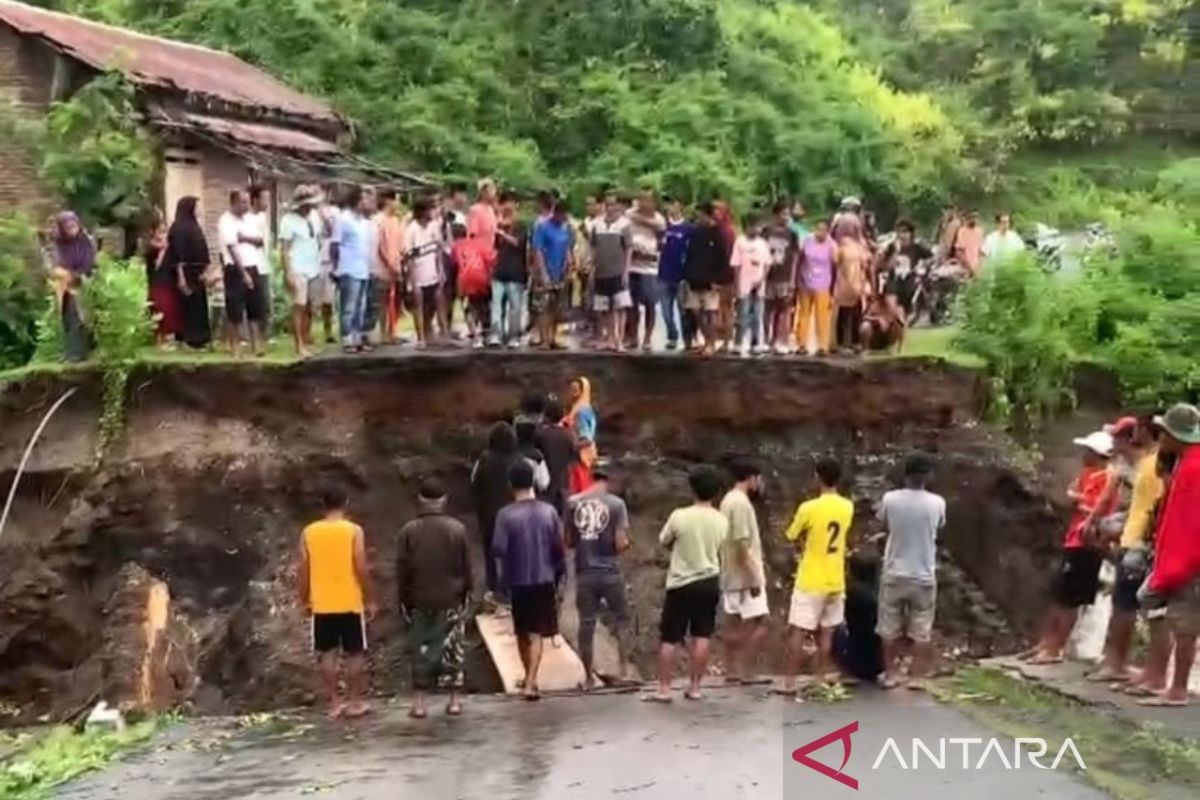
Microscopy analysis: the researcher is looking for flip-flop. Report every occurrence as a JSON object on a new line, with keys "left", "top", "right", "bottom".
{"left": 1137, "top": 696, "right": 1188, "bottom": 708}
{"left": 641, "top": 693, "right": 673, "bottom": 704}
{"left": 878, "top": 678, "right": 903, "bottom": 690}
{"left": 523, "top": 691, "right": 541, "bottom": 702}
{"left": 445, "top": 703, "right": 463, "bottom": 717}
{"left": 408, "top": 708, "right": 428, "bottom": 720}
{"left": 1085, "top": 671, "right": 1130, "bottom": 683}
{"left": 738, "top": 677, "right": 773, "bottom": 686}
{"left": 683, "top": 691, "right": 703, "bottom": 702}
{"left": 1025, "top": 655, "right": 1064, "bottom": 666}
{"left": 769, "top": 687, "right": 799, "bottom": 697}
{"left": 1123, "top": 684, "right": 1163, "bottom": 698}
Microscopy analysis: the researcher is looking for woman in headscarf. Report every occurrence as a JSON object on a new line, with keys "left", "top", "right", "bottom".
{"left": 163, "top": 197, "right": 212, "bottom": 349}
{"left": 144, "top": 220, "right": 180, "bottom": 350}
{"left": 566, "top": 376, "right": 598, "bottom": 494}
{"left": 49, "top": 211, "right": 96, "bottom": 362}
{"left": 470, "top": 422, "right": 520, "bottom": 604}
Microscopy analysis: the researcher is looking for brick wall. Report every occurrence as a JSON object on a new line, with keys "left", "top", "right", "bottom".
{"left": 199, "top": 143, "right": 251, "bottom": 264}
{"left": 0, "top": 27, "right": 56, "bottom": 218}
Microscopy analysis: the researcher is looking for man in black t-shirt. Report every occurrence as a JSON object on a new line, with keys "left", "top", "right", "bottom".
{"left": 490, "top": 193, "right": 528, "bottom": 347}
{"left": 875, "top": 220, "right": 933, "bottom": 314}
{"left": 535, "top": 399, "right": 576, "bottom": 516}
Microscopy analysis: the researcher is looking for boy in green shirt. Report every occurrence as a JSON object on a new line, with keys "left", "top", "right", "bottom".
{"left": 645, "top": 465, "right": 728, "bottom": 703}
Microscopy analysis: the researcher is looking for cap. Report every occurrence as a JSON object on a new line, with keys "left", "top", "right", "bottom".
{"left": 591, "top": 458, "right": 612, "bottom": 480}
{"left": 1104, "top": 416, "right": 1138, "bottom": 438}
{"left": 1072, "top": 430, "right": 1114, "bottom": 457}
{"left": 1153, "top": 403, "right": 1200, "bottom": 445}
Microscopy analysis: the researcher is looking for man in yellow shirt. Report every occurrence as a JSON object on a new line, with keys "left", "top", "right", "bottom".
{"left": 779, "top": 457, "right": 854, "bottom": 697}
{"left": 299, "top": 487, "right": 376, "bottom": 719}
{"left": 1092, "top": 417, "right": 1164, "bottom": 684}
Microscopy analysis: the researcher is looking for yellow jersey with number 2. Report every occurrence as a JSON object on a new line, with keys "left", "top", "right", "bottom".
{"left": 785, "top": 492, "right": 854, "bottom": 595}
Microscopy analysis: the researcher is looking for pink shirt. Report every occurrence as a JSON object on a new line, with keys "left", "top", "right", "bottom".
{"left": 467, "top": 202, "right": 498, "bottom": 258}
{"left": 730, "top": 235, "right": 771, "bottom": 297}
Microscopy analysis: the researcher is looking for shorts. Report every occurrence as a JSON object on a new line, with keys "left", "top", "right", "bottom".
{"left": 531, "top": 282, "right": 566, "bottom": 316}
{"left": 722, "top": 588, "right": 770, "bottom": 620}
{"left": 224, "top": 265, "right": 269, "bottom": 324}
{"left": 660, "top": 576, "right": 720, "bottom": 644}
{"left": 683, "top": 285, "right": 721, "bottom": 312}
{"left": 510, "top": 583, "right": 559, "bottom": 637}
{"left": 1113, "top": 549, "right": 1148, "bottom": 614}
{"left": 576, "top": 571, "right": 630, "bottom": 626}
{"left": 765, "top": 280, "right": 794, "bottom": 302}
{"left": 312, "top": 612, "right": 367, "bottom": 654}
{"left": 442, "top": 253, "right": 458, "bottom": 300}
{"left": 877, "top": 576, "right": 937, "bottom": 642}
{"left": 1051, "top": 548, "right": 1104, "bottom": 609}
{"left": 788, "top": 590, "right": 846, "bottom": 631}
{"left": 289, "top": 275, "right": 323, "bottom": 308}
{"left": 593, "top": 276, "right": 632, "bottom": 311}
{"left": 628, "top": 272, "right": 659, "bottom": 307}
{"left": 412, "top": 283, "right": 440, "bottom": 309}
{"left": 1165, "top": 578, "right": 1200, "bottom": 637}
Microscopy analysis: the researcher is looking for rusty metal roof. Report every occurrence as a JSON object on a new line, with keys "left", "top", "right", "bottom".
{"left": 157, "top": 110, "right": 341, "bottom": 154}
{"left": 0, "top": 0, "right": 338, "bottom": 123}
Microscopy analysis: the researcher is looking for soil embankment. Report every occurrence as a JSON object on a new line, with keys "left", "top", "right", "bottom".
{"left": 0, "top": 353, "right": 1066, "bottom": 720}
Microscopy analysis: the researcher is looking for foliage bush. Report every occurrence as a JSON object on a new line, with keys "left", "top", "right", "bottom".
{"left": 0, "top": 214, "right": 47, "bottom": 370}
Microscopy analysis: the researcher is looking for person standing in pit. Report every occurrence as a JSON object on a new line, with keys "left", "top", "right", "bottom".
{"left": 492, "top": 460, "right": 566, "bottom": 701}
{"left": 531, "top": 200, "right": 576, "bottom": 350}
{"left": 1138, "top": 403, "right": 1200, "bottom": 707}
{"left": 657, "top": 196, "right": 691, "bottom": 351}
{"left": 331, "top": 186, "right": 375, "bottom": 354}
{"left": 279, "top": 186, "right": 324, "bottom": 357}
{"left": 764, "top": 201, "right": 799, "bottom": 354}
{"left": 876, "top": 452, "right": 947, "bottom": 688}
{"left": 396, "top": 479, "right": 473, "bottom": 719}
{"left": 780, "top": 456, "right": 854, "bottom": 696}
{"left": 682, "top": 202, "right": 728, "bottom": 355}
{"left": 730, "top": 215, "right": 771, "bottom": 358}
{"left": 566, "top": 376, "right": 599, "bottom": 495}
{"left": 1026, "top": 431, "right": 1116, "bottom": 665}
{"left": 566, "top": 461, "right": 634, "bottom": 690}
{"left": 589, "top": 195, "right": 634, "bottom": 352}
{"left": 471, "top": 422, "right": 521, "bottom": 606}
{"left": 298, "top": 486, "right": 376, "bottom": 719}
{"left": 720, "top": 460, "right": 770, "bottom": 684}
{"left": 536, "top": 399, "right": 577, "bottom": 518}
{"left": 794, "top": 220, "right": 837, "bottom": 356}
{"left": 490, "top": 192, "right": 528, "bottom": 348}
{"left": 218, "top": 189, "right": 263, "bottom": 357}
{"left": 1089, "top": 417, "right": 1160, "bottom": 684}
{"left": 625, "top": 188, "right": 666, "bottom": 351}
{"left": 645, "top": 465, "right": 728, "bottom": 703}
{"left": 405, "top": 198, "right": 445, "bottom": 348}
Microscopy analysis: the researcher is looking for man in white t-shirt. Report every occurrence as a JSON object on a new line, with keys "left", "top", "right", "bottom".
{"left": 218, "top": 188, "right": 267, "bottom": 357}
{"left": 625, "top": 189, "right": 666, "bottom": 351}
{"left": 405, "top": 197, "right": 445, "bottom": 348}
{"left": 981, "top": 212, "right": 1026, "bottom": 265}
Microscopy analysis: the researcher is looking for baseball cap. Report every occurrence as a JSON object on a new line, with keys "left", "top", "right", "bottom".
{"left": 1153, "top": 403, "right": 1200, "bottom": 445}
{"left": 1072, "top": 430, "right": 1114, "bottom": 457}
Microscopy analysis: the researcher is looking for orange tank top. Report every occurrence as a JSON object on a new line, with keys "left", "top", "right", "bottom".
{"left": 303, "top": 518, "right": 364, "bottom": 614}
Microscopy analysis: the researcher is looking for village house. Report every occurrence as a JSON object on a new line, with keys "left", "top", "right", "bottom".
{"left": 0, "top": 0, "right": 423, "bottom": 251}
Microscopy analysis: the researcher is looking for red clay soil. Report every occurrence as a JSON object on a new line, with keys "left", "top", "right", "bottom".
{"left": 0, "top": 353, "right": 1066, "bottom": 721}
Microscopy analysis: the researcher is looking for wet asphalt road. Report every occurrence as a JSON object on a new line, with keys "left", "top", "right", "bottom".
{"left": 57, "top": 688, "right": 1106, "bottom": 800}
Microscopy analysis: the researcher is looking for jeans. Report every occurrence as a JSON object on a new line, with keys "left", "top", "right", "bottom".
{"left": 337, "top": 275, "right": 368, "bottom": 346}
{"left": 659, "top": 280, "right": 681, "bottom": 343}
{"left": 490, "top": 280, "right": 526, "bottom": 343}
{"left": 575, "top": 570, "right": 630, "bottom": 675}
{"left": 736, "top": 291, "right": 764, "bottom": 347}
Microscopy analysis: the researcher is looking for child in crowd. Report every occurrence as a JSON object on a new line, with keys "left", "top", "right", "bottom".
{"left": 451, "top": 224, "right": 492, "bottom": 348}
{"left": 730, "top": 214, "right": 770, "bottom": 357}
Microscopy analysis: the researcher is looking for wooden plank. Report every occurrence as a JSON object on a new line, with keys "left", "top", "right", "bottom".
{"left": 475, "top": 611, "right": 587, "bottom": 694}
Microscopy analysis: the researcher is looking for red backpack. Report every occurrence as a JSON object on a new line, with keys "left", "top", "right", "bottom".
{"left": 454, "top": 239, "right": 490, "bottom": 298}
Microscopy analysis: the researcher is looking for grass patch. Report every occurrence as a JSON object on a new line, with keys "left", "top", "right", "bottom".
{"left": 934, "top": 666, "right": 1200, "bottom": 800}
{"left": 0, "top": 721, "right": 162, "bottom": 799}
{"left": 896, "top": 326, "right": 985, "bottom": 368}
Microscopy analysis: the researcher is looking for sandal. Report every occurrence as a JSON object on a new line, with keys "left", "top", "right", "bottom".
{"left": 1137, "top": 695, "right": 1188, "bottom": 707}
{"left": 445, "top": 703, "right": 463, "bottom": 717}
{"left": 408, "top": 707, "right": 428, "bottom": 720}
{"left": 683, "top": 690, "right": 703, "bottom": 702}
{"left": 641, "top": 693, "right": 673, "bottom": 704}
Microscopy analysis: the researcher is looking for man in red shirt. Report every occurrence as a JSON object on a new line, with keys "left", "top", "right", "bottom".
{"left": 1026, "top": 430, "right": 1115, "bottom": 664}
{"left": 1140, "top": 403, "right": 1200, "bottom": 707}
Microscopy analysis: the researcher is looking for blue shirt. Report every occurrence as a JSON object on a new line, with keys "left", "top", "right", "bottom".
{"left": 658, "top": 220, "right": 692, "bottom": 283}
{"left": 333, "top": 210, "right": 372, "bottom": 280}
{"left": 532, "top": 218, "right": 573, "bottom": 282}
{"left": 492, "top": 499, "right": 565, "bottom": 589}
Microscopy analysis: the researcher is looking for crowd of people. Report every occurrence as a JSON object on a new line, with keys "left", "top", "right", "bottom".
{"left": 297, "top": 375, "right": 954, "bottom": 716}
{"left": 42, "top": 180, "right": 1028, "bottom": 362}
{"left": 1025, "top": 403, "right": 1200, "bottom": 708}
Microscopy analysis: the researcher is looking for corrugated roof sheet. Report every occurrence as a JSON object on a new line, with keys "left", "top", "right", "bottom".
{"left": 164, "top": 111, "right": 340, "bottom": 154}
{"left": 0, "top": 0, "right": 338, "bottom": 123}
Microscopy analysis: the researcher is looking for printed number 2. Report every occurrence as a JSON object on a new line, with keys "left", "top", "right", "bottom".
{"left": 826, "top": 521, "right": 841, "bottom": 554}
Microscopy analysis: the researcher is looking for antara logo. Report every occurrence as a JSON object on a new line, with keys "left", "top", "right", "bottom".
{"left": 792, "top": 722, "right": 1087, "bottom": 790}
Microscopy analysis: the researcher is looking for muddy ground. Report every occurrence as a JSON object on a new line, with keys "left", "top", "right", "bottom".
{"left": 0, "top": 353, "right": 1076, "bottom": 721}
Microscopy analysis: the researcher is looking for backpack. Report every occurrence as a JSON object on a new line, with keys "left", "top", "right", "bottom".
{"left": 454, "top": 240, "right": 490, "bottom": 297}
